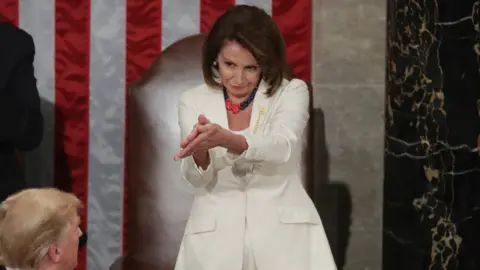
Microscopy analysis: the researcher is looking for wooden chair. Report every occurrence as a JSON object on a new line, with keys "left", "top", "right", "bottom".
{"left": 110, "top": 34, "right": 332, "bottom": 270}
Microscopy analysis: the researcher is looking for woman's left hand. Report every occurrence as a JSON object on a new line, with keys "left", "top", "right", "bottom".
{"left": 174, "top": 119, "right": 229, "bottom": 160}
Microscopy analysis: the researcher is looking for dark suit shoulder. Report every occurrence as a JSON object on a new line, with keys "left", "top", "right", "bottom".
{"left": 0, "top": 22, "right": 34, "bottom": 56}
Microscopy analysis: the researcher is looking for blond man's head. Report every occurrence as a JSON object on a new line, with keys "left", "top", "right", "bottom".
{"left": 0, "top": 188, "right": 82, "bottom": 270}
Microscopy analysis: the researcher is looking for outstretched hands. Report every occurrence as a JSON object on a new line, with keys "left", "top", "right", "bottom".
{"left": 174, "top": 114, "right": 228, "bottom": 161}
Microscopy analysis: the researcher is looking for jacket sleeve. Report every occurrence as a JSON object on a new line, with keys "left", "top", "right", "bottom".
{"left": 226, "top": 79, "right": 310, "bottom": 165}
{"left": 0, "top": 32, "right": 43, "bottom": 150}
{"left": 178, "top": 92, "right": 216, "bottom": 188}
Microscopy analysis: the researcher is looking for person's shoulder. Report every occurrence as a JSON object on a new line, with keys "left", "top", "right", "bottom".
{"left": 0, "top": 22, "right": 34, "bottom": 58}
{"left": 282, "top": 77, "right": 308, "bottom": 89}
{"left": 276, "top": 78, "right": 309, "bottom": 95}
{"left": 0, "top": 21, "right": 18, "bottom": 34}
{"left": 0, "top": 22, "right": 33, "bottom": 45}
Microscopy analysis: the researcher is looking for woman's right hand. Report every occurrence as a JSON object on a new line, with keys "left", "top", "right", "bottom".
{"left": 175, "top": 115, "right": 211, "bottom": 170}
{"left": 180, "top": 114, "right": 210, "bottom": 149}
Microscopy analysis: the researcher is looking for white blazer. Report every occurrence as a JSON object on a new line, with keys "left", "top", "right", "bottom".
{"left": 174, "top": 78, "right": 337, "bottom": 270}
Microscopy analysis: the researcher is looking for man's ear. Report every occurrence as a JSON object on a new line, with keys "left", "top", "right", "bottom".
{"left": 47, "top": 244, "right": 61, "bottom": 263}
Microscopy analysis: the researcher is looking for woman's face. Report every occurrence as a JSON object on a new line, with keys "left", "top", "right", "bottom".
{"left": 217, "top": 40, "right": 261, "bottom": 99}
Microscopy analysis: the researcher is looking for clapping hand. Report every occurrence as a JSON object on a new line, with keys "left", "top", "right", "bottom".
{"left": 174, "top": 114, "right": 227, "bottom": 161}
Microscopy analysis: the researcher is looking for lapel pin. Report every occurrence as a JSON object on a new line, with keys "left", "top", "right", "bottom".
{"left": 253, "top": 106, "right": 267, "bottom": 134}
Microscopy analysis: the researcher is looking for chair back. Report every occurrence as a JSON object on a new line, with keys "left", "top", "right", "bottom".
{"left": 123, "top": 33, "right": 314, "bottom": 268}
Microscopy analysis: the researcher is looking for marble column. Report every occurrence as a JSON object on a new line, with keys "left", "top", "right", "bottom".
{"left": 384, "top": 1, "right": 480, "bottom": 269}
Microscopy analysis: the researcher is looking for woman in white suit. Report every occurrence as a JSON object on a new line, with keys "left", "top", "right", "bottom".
{"left": 173, "top": 5, "right": 337, "bottom": 270}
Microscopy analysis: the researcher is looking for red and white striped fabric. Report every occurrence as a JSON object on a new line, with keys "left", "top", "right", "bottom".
{"left": 0, "top": 0, "right": 311, "bottom": 269}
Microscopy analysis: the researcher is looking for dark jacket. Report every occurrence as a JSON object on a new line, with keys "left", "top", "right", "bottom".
{"left": 0, "top": 22, "right": 43, "bottom": 202}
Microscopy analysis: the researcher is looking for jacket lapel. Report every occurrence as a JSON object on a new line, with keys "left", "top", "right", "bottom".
{"left": 249, "top": 80, "right": 271, "bottom": 135}
{"left": 205, "top": 81, "right": 271, "bottom": 134}
{"left": 204, "top": 81, "right": 271, "bottom": 167}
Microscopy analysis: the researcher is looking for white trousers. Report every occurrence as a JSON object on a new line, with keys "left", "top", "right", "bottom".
{"left": 242, "top": 222, "right": 257, "bottom": 270}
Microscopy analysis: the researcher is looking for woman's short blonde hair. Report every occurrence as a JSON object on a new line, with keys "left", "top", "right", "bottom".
{"left": 0, "top": 188, "right": 82, "bottom": 269}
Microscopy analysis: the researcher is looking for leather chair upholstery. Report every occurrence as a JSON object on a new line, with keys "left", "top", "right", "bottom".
{"left": 111, "top": 34, "right": 327, "bottom": 270}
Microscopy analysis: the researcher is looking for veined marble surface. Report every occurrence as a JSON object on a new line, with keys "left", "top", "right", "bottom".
{"left": 384, "top": 0, "right": 480, "bottom": 269}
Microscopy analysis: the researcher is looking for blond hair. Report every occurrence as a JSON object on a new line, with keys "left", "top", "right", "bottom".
{"left": 0, "top": 188, "right": 82, "bottom": 269}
